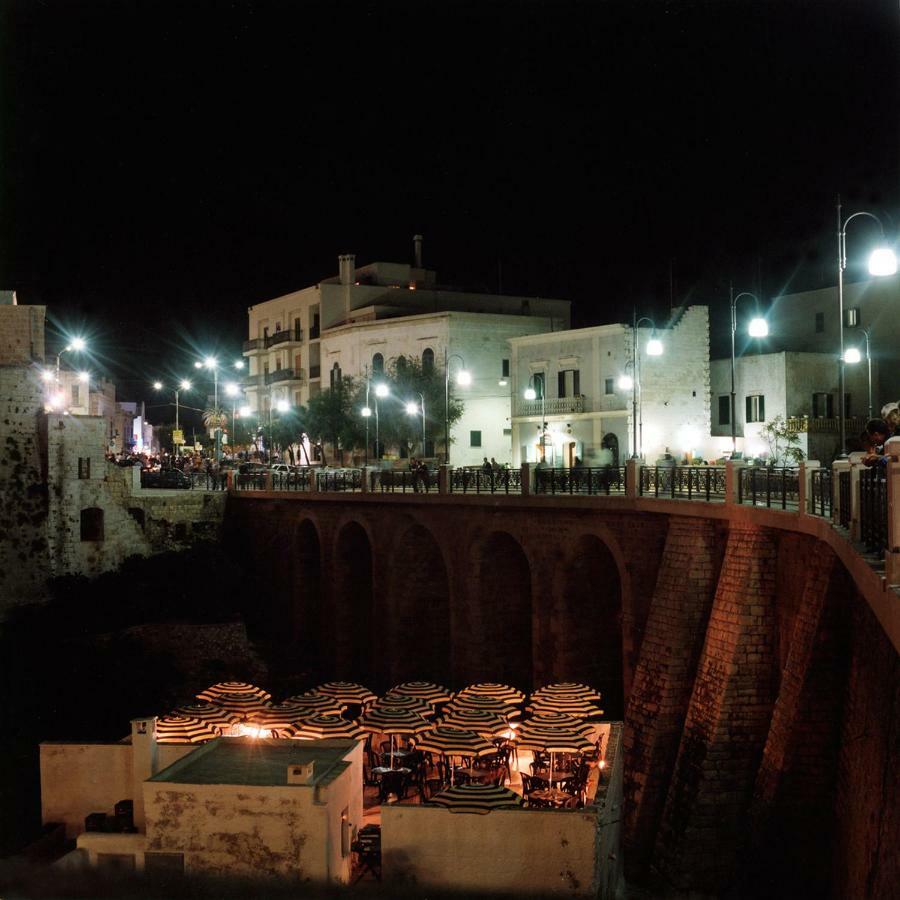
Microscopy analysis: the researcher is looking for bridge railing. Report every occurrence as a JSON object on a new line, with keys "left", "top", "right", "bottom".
{"left": 317, "top": 469, "right": 363, "bottom": 492}
{"left": 638, "top": 465, "right": 725, "bottom": 501}
{"left": 536, "top": 466, "right": 626, "bottom": 496}
{"left": 738, "top": 467, "right": 800, "bottom": 509}
{"left": 809, "top": 467, "right": 832, "bottom": 517}
{"left": 451, "top": 467, "right": 523, "bottom": 495}
{"left": 374, "top": 469, "right": 439, "bottom": 494}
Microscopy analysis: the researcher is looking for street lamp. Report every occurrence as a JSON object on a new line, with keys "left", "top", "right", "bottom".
{"left": 836, "top": 200, "right": 897, "bottom": 455}
{"left": 524, "top": 374, "right": 546, "bottom": 462}
{"left": 153, "top": 379, "right": 191, "bottom": 453}
{"left": 374, "top": 383, "right": 389, "bottom": 460}
{"left": 225, "top": 382, "right": 240, "bottom": 451}
{"left": 55, "top": 336, "right": 87, "bottom": 384}
{"left": 195, "top": 356, "right": 222, "bottom": 462}
{"left": 627, "top": 313, "right": 664, "bottom": 459}
{"left": 406, "top": 391, "right": 426, "bottom": 456}
{"left": 444, "top": 352, "right": 471, "bottom": 464}
{"left": 729, "top": 288, "right": 769, "bottom": 454}
{"left": 844, "top": 328, "right": 872, "bottom": 419}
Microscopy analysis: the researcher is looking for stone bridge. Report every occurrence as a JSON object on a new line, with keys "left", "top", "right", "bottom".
{"left": 224, "top": 490, "right": 898, "bottom": 897}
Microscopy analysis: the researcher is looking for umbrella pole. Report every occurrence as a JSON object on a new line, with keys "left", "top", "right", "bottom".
{"left": 391, "top": 734, "right": 395, "bottom": 770}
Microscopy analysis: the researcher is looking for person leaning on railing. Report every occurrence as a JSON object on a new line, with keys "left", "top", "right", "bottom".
{"left": 862, "top": 419, "right": 892, "bottom": 468}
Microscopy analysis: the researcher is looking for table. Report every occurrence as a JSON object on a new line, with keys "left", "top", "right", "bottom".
{"left": 372, "top": 767, "right": 412, "bottom": 803}
{"left": 528, "top": 788, "right": 576, "bottom": 808}
{"left": 532, "top": 768, "right": 573, "bottom": 784}
{"left": 453, "top": 766, "right": 493, "bottom": 784}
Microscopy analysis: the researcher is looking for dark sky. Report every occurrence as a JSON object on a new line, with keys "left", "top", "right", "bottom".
{"left": 1, "top": 0, "right": 898, "bottom": 411}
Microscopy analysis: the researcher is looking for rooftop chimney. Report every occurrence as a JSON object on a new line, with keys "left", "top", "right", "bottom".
{"left": 413, "top": 234, "right": 423, "bottom": 269}
{"left": 338, "top": 254, "right": 356, "bottom": 285}
{"left": 287, "top": 762, "right": 316, "bottom": 785}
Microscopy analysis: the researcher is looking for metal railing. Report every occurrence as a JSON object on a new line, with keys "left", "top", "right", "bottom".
{"left": 738, "top": 467, "right": 799, "bottom": 509}
{"left": 838, "top": 471, "right": 851, "bottom": 528}
{"left": 265, "top": 327, "right": 302, "bottom": 348}
{"left": 515, "top": 396, "right": 585, "bottom": 417}
{"left": 809, "top": 468, "right": 832, "bottom": 518}
{"left": 639, "top": 465, "right": 726, "bottom": 501}
{"left": 317, "top": 469, "right": 363, "bottom": 492}
{"left": 536, "top": 466, "right": 625, "bottom": 496}
{"left": 242, "top": 338, "right": 262, "bottom": 352}
{"left": 374, "top": 470, "right": 439, "bottom": 493}
{"left": 859, "top": 468, "right": 887, "bottom": 556}
{"left": 271, "top": 471, "right": 313, "bottom": 491}
{"left": 234, "top": 472, "right": 268, "bottom": 491}
{"left": 451, "top": 467, "right": 523, "bottom": 495}
{"left": 264, "top": 367, "right": 300, "bottom": 385}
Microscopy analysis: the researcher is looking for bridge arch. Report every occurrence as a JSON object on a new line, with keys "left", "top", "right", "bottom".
{"left": 332, "top": 520, "right": 375, "bottom": 685}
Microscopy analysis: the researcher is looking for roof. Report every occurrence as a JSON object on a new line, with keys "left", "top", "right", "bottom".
{"left": 148, "top": 737, "right": 356, "bottom": 788}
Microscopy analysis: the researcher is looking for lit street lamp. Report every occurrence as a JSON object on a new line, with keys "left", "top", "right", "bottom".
{"left": 374, "top": 383, "right": 389, "bottom": 460}
{"left": 524, "top": 374, "right": 546, "bottom": 462}
{"left": 153, "top": 379, "right": 191, "bottom": 453}
{"left": 836, "top": 200, "right": 897, "bottom": 456}
{"left": 55, "top": 336, "right": 86, "bottom": 384}
{"left": 623, "top": 313, "right": 664, "bottom": 459}
{"left": 444, "top": 353, "right": 471, "bottom": 464}
{"left": 729, "top": 288, "right": 769, "bottom": 454}
{"left": 225, "top": 382, "right": 240, "bottom": 450}
{"left": 844, "top": 328, "right": 872, "bottom": 420}
{"left": 406, "top": 391, "right": 426, "bottom": 456}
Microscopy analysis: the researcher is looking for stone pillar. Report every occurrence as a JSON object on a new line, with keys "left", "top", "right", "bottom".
{"left": 263, "top": 472, "right": 273, "bottom": 492}
{"left": 360, "top": 467, "right": 371, "bottom": 493}
{"left": 724, "top": 459, "right": 744, "bottom": 506}
{"left": 226, "top": 469, "right": 235, "bottom": 492}
{"left": 130, "top": 717, "right": 158, "bottom": 832}
{"left": 438, "top": 464, "right": 450, "bottom": 495}
{"left": 623, "top": 518, "right": 721, "bottom": 878}
{"left": 625, "top": 459, "right": 639, "bottom": 498}
{"left": 885, "top": 437, "right": 900, "bottom": 585}
{"left": 307, "top": 469, "right": 319, "bottom": 494}
{"left": 654, "top": 524, "right": 778, "bottom": 892}
{"left": 520, "top": 462, "right": 532, "bottom": 496}
{"left": 797, "top": 460, "right": 818, "bottom": 516}
{"left": 831, "top": 459, "right": 850, "bottom": 526}
{"left": 848, "top": 458, "right": 863, "bottom": 541}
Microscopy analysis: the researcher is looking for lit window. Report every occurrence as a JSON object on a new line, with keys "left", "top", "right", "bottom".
{"left": 745, "top": 395, "right": 765, "bottom": 423}
{"left": 845, "top": 308, "right": 860, "bottom": 328}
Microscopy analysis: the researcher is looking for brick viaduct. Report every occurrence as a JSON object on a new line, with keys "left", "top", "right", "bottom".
{"left": 224, "top": 491, "right": 898, "bottom": 897}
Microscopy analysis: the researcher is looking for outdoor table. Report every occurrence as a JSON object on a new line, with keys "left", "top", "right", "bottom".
{"left": 529, "top": 788, "right": 575, "bottom": 807}
{"left": 372, "top": 767, "right": 413, "bottom": 803}
{"left": 372, "top": 766, "right": 412, "bottom": 777}
{"left": 453, "top": 766, "right": 492, "bottom": 784}
{"left": 532, "top": 768, "right": 573, "bottom": 783}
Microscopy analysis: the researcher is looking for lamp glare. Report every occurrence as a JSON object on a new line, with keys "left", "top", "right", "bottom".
{"left": 646, "top": 338, "right": 663, "bottom": 356}
{"left": 868, "top": 247, "right": 898, "bottom": 277}
{"left": 843, "top": 347, "right": 862, "bottom": 364}
{"left": 225, "top": 382, "right": 239, "bottom": 397}
{"left": 69, "top": 337, "right": 86, "bottom": 351}
{"left": 405, "top": 401, "right": 418, "bottom": 415}
{"left": 618, "top": 374, "right": 634, "bottom": 390}
{"left": 77, "top": 371, "right": 90, "bottom": 383}
{"left": 238, "top": 405, "right": 251, "bottom": 418}
{"left": 180, "top": 379, "right": 192, "bottom": 390}
{"left": 748, "top": 317, "right": 769, "bottom": 338}
{"left": 276, "top": 400, "right": 289, "bottom": 413}
{"left": 153, "top": 381, "right": 163, "bottom": 390}
{"left": 361, "top": 406, "right": 372, "bottom": 418}
{"left": 524, "top": 387, "right": 537, "bottom": 401}
{"left": 456, "top": 370, "right": 472, "bottom": 386}
{"left": 374, "top": 383, "right": 389, "bottom": 398}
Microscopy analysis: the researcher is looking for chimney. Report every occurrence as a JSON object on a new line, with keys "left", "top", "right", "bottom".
{"left": 130, "top": 717, "right": 158, "bottom": 831}
{"left": 338, "top": 254, "right": 356, "bottom": 285}
{"left": 287, "top": 762, "right": 316, "bottom": 785}
{"left": 413, "top": 234, "right": 423, "bottom": 269}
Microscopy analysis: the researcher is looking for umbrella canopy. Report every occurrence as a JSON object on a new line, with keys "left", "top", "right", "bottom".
{"left": 196, "top": 681, "right": 271, "bottom": 703}
{"left": 246, "top": 701, "right": 320, "bottom": 730}
{"left": 359, "top": 705, "right": 431, "bottom": 736}
{"left": 155, "top": 715, "right": 221, "bottom": 744}
{"left": 373, "top": 694, "right": 434, "bottom": 716}
{"left": 414, "top": 726, "right": 495, "bottom": 758}
{"left": 445, "top": 694, "right": 520, "bottom": 719}
{"left": 388, "top": 682, "right": 452, "bottom": 704}
{"left": 283, "top": 692, "right": 345, "bottom": 715}
{"left": 203, "top": 691, "right": 272, "bottom": 717}
{"left": 292, "top": 715, "right": 366, "bottom": 741}
{"left": 429, "top": 783, "right": 523, "bottom": 814}
{"left": 524, "top": 711, "right": 593, "bottom": 735}
{"left": 315, "top": 681, "right": 377, "bottom": 707}
{"left": 439, "top": 707, "right": 509, "bottom": 737}
{"left": 531, "top": 682, "right": 602, "bottom": 702}
{"left": 516, "top": 724, "right": 594, "bottom": 754}
{"left": 171, "top": 702, "right": 241, "bottom": 731}
{"left": 457, "top": 682, "right": 525, "bottom": 704}
{"left": 527, "top": 695, "right": 603, "bottom": 718}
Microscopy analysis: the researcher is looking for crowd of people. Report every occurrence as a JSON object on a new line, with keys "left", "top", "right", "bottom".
{"left": 860, "top": 401, "right": 900, "bottom": 468}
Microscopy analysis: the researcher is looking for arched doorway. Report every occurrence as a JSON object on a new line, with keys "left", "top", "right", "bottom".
{"left": 477, "top": 532, "right": 533, "bottom": 689}
{"left": 388, "top": 525, "right": 451, "bottom": 686}
{"left": 293, "top": 520, "right": 322, "bottom": 674}
{"left": 602, "top": 433, "right": 620, "bottom": 467}
{"left": 332, "top": 522, "right": 374, "bottom": 685}
{"left": 553, "top": 534, "right": 623, "bottom": 717}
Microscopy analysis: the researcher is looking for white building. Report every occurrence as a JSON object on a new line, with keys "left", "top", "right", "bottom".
{"left": 242, "top": 242, "right": 570, "bottom": 466}
{"left": 508, "top": 306, "right": 712, "bottom": 466}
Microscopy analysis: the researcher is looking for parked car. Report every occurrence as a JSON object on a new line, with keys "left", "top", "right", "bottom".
{"left": 141, "top": 468, "right": 192, "bottom": 490}
{"left": 268, "top": 463, "right": 293, "bottom": 476}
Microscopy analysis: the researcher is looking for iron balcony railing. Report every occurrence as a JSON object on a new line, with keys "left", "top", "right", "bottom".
{"left": 373, "top": 469, "right": 439, "bottom": 493}
{"left": 515, "top": 396, "right": 585, "bottom": 417}
{"left": 859, "top": 467, "right": 887, "bottom": 556}
{"left": 264, "top": 367, "right": 301, "bottom": 386}
{"left": 785, "top": 415, "right": 868, "bottom": 435}
{"left": 536, "top": 466, "right": 626, "bottom": 496}
{"left": 450, "top": 467, "right": 523, "bottom": 495}
{"left": 639, "top": 465, "right": 726, "bottom": 501}
{"left": 264, "top": 327, "right": 303, "bottom": 348}
{"left": 809, "top": 468, "right": 832, "bottom": 518}
{"left": 738, "top": 467, "right": 800, "bottom": 509}
{"left": 242, "top": 338, "right": 262, "bottom": 352}
{"left": 838, "top": 470, "right": 851, "bottom": 528}
{"left": 317, "top": 469, "right": 363, "bottom": 492}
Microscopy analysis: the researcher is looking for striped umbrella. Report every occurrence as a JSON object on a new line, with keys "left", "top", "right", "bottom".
{"left": 283, "top": 692, "right": 345, "bottom": 715}
{"left": 292, "top": 714, "right": 366, "bottom": 741}
{"left": 388, "top": 682, "right": 452, "bottom": 704}
{"left": 457, "top": 683, "right": 525, "bottom": 704}
{"left": 359, "top": 706, "right": 431, "bottom": 768}
{"left": 415, "top": 726, "right": 496, "bottom": 786}
{"left": 171, "top": 701, "right": 241, "bottom": 732}
{"left": 524, "top": 711, "right": 593, "bottom": 735}
{"left": 373, "top": 694, "right": 434, "bottom": 716}
{"left": 203, "top": 691, "right": 272, "bottom": 717}
{"left": 517, "top": 723, "right": 593, "bottom": 790}
{"left": 445, "top": 695, "right": 520, "bottom": 719}
{"left": 531, "top": 682, "right": 602, "bottom": 702}
{"left": 528, "top": 695, "right": 603, "bottom": 718}
{"left": 439, "top": 707, "right": 509, "bottom": 738}
{"left": 155, "top": 715, "right": 221, "bottom": 744}
{"left": 429, "top": 783, "right": 523, "bottom": 814}
{"left": 315, "top": 681, "right": 378, "bottom": 707}
{"left": 247, "top": 701, "right": 321, "bottom": 730}
{"left": 196, "top": 681, "right": 271, "bottom": 703}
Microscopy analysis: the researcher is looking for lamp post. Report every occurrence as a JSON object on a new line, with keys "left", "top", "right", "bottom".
{"left": 56, "top": 336, "right": 86, "bottom": 384}
{"left": 374, "top": 383, "right": 389, "bottom": 460}
{"left": 444, "top": 352, "right": 471, "bottom": 464}
{"left": 225, "top": 382, "right": 240, "bottom": 453}
{"left": 836, "top": 200, "right": 897, "bottom": 456}
{"left": 153, "top": 379, "right": 192, "bottom": 454}
{"left": 624, "top": 313, "right": 664, "bottom": 459}
{"left": 406, "top": 392, "right": 426, "bottom": 456}
{"left": 729, "top": 287, "right": 769, "bottom": 454}
{"left": 844, "top": 329, "right": 872, "bottom": 420}
{"left": 524, "top": 374, "right": 546, "bottom": 463}
{"left": 195, "top": 357, "right": 221, "bottom": 462}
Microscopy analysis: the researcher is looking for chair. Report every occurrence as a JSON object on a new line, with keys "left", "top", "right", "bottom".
{"left": 521, "top": 773, "right": 549, "bottom": 808}
{"left": 351, "top": 824, "right": 381, "bottom": 882}
{"left": 378, "top": 769, "right": 410, "bottom": 804}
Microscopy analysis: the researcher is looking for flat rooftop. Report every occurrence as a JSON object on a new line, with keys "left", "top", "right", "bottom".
{"left": 149, "top": 737, "right": 355, "bottom": 788}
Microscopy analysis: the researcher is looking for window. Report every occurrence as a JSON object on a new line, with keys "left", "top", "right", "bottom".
{"left": 263, "top": 326, "right": 269, "bottom": 339}
{"left": 845, "top": 308, "right": 860, "bottom": 328}
{"left": 470, "top": 430, "right": 482, "bottom": 448}
{"left": 558, "top": 369, "right": 580, "bottom": 398}
{"left": 718, "top": 396, "right": 731, "bottom": 425}
{"left": 330, "top": 362, "right": 342, "bottom": 390}
{"left": 605, "top": 378, "right": 615, "bottom": 395}
{"left": 501, "top": 359, "right": 510, "bottom": 377}
{"left": 745, "top": 395, "right": 765, "bottom": 423}
{"left": 812, "top": 392, "right": 833, "bottom": 418}
{"left": 294, "top": 316, "right": 302, "bottom": 338}
{"left": 80, "top": 508, "right": 104, "bottom": 542}
{"left": 78, "top": 457, "right": 91, "bottom": 479}
{"left": 422, "top": 348, "right": 434, "bottom": 374}
{"left": 372, "top": 353, "right": 384, "bottom": 375}
{"left": 396, "top": 355, "right": 407, "bottom": 374}
{"left": 815, "top": 312, "right": 824, "bottom": 333}
{"left": 531, "top": 373, "right": 545, "bottom": 399}
{"left": 71, "top": 384, "right": 80, "bottom": 404}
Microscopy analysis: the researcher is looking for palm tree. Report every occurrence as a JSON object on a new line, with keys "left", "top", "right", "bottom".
{"left": 202, "top": 406, "right": 228, "bottom": 438}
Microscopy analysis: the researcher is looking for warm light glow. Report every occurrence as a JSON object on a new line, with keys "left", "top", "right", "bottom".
{"left": 204, "top": 356, "right": 218, "bottom": 370}
{"left": 456, "top": 370, "right": 472, "bottom": 387}
{"left": 405, "top": 401, "right": 419, "bottom": 416}
{"left": 234, "top": 360, "right": 245, "bottom": 370}
{"left": 180, "top": 379, "right": 192, "bottom": 391}
{"left": 238, "top": 405, "right": 251, "bottom": 418}
{"left": 236, "top": 723, "right": 269, "bottom": 739}
{"left": 276, "top": 399, "right": 289, "bottom": 413}
{"left": 41, "top": 370, "right": 54, "bottom": 382}
{"left": 524, "top": 387, "right": 537, "bottom": 401}
{"left": 153, "top": 381, "right": 163, "bottom": 390}
{"left": 49, "top": 393, "right": 65, "bottom": 410}
{"left": 75, "top": 371, "right": 89, "bottom": 383}
{"left": 374, "top": 383, "right": 389, "bottom": 398}
{"left": 843, "top": 347, "right": 862, "bottom": 364}
{"left": 194, "top": 361, "right": 203, "bottom": 369}
{"left": 748, "top": 317, "right": 769, "bottom": 338}
{"left": 868, "top": 247, "right": 898, "bottom": 277}
{"left": 599, "top": 760, "right": 607, "bottom": 770}
{"left": 225, "top": 382, "right": 239, "bottom": 397}
{"left": 677, "top": 425, "right": 701, "bottom": 452}
{"left": 498, "top": 379, "right": 508, "bottom": 387}
{"left": 361, "top": 406, "right": 372, "bottom": 418}
{"left": 68, "top": 337, "right": 86, "bottom": 351}
{"left": 646, "top": 337, "right": 663, "bottom": 356}
{"left": 618, "top": 374, "right": 634, "bottom": 390}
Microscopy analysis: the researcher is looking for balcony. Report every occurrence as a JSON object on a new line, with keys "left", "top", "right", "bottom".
{"left": 515, "top": 395, "right": 585, "bottom": 417}
{"left": 309, "top": 325, "right": 320, "bottom": 340}
{"left": 242, "top": 338, "right": 262, "bottom": 353}
{"left": 785, "top": 415, "right": 868, "bottom": 435}
{"left": 265, "top": 327, "right": 303, "bottom": 349}
{"left": 264, "top": 367, "right": 304, "bottom": 386}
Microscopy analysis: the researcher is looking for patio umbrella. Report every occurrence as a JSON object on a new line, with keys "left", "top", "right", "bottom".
{"left": 292, "top": 714, "right": 366, "bottom": 741}
{"left": 445, "top": 694, "right": 520, "bottom": 719}
{"left": 388, "top": 682, "right": 453, "bottom": 705}
{"left": 516, "top": 723, "right": 593, "bottom": 790}
{"left": 439, "top": 707, "right": 509, "bottom": 738}
{"left": 415, "top": 726, "right": 496, "bottom": 786}
{"left": 196, "top": 681, "right": 271, "bottom": 703}
{"left": 283, "top": 691, "right": 345, "bottom": 715}
{"left": 171, "top": 701, "right": 241, "bottom": 732}
{"left": 155, "top": 715, "right": 221, "bottom": 744}
{"left": 531, "top": 682, "right": 602, "bottom": 702}
{"left": 524, "top": 711, "right": 593, "bottom": 735}
{"left": 527, "top": 695, "right": 603, "bottom": 718}
{"left": 359, "top": 706, "right": 431, "bottom": 768}
{"left": 457, "top": 682, "right": 525, "bottom": 704}
{"left": 245, "top": 701, "right": 322, "bottom": 736}
{"left": 203, "top": 691, "right": 272, "bottom": 718}
{"left": 315, "top": 681, "right": 378, "bottom": 707}
{"left": 429, "top": 783, "right": 523, "bottom": 815}
{"left": 373, "top": 694, "right": 434, "bottom": 716}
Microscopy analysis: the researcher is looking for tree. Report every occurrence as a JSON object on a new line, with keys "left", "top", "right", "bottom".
{"left": 300, "top": 376, "right": 364, "bottom": 465}
{"left": 759, "top": 415, "right": 805, "bottom": 465}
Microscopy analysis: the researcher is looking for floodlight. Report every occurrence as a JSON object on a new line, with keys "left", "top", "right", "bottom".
{"left": 361, "top": 406, "right": 372, "bottom": 417}
{"left": 405, "top": 401, "right": 419, "bottom": 415}
{"left": 180, "top": 379, "right": 192, "bottom": 391}
{"left": 225, "top": 382, "right": 239, "bottom": 397}
{"left": 374, "top": 383, "right": 389, "bottom": 398}
{"left": 276, "top": 399, "right": 289, "bottom": 413}
{"left": 68, "top": 337, "right": 86, "bottom": 351}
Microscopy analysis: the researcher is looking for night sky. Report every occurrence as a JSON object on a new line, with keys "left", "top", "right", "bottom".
{"left": 1, "top": 0, "right": 897, "bottom": 411}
